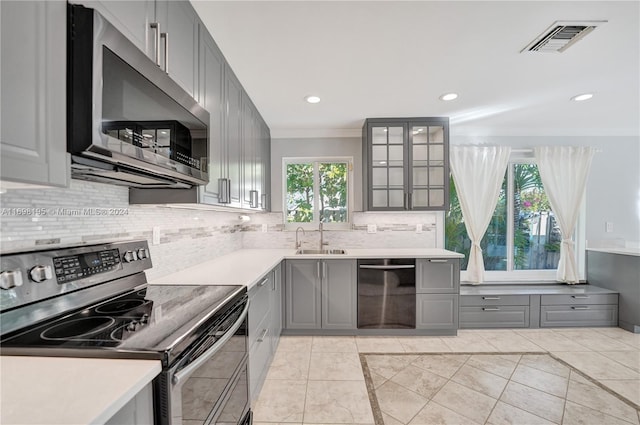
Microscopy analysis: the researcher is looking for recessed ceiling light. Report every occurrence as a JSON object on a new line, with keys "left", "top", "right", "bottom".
{"left": 304, "top": 95, "right": 321, "bottom": 104}
{"left": 439, "top": 93, "right": 458, "bottom": 101}
{"left": 571, "top": 93, "right": 594, "bottom": 102}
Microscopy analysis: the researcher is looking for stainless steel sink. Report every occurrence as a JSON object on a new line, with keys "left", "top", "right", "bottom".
{"left": 296, "top": 249, "right": 346, "bottom": 255}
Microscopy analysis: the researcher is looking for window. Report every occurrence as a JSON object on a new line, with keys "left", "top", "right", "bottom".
{"left": 446, "top": 161, "right": 565, "bottom": 280}
{"left": 284, "top": 158, "right": 351, "bottom": 229}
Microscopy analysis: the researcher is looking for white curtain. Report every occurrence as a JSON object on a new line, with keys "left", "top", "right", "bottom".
{"left": 534, "top": 146, "right": 595, "bottom": 284}
{"left": 450, "top": 146, "right": 511, "bottom": 283}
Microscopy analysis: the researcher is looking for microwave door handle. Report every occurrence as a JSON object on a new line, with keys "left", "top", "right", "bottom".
{"left": 172, "top": 301, "right": 249, "bottom": 387}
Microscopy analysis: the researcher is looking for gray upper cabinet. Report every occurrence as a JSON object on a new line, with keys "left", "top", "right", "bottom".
{"left": 70, "top": 1, "right": 155, "bottom": 59}
{"left": 198, "top": 30, "right": 225, "bottom": 205}
{"left": 156, "top": 1, "right": 199, "bottom": 97}
{"left": 284, "top": 259, "right": 357, "bottom": 330}
{"left": 0, "top": 0, "right": 69, "bottom": 188}
{"left": 241, "top": 92, "right": 258, "bottom": 209}
{"left": 363, "top": 117, "right": 450, "bottom": 211}
{"left": 225, "top": 65, "right": 244, "bottom": 207}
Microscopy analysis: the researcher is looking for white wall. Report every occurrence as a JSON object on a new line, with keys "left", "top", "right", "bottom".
{"left": 451, "top": 135, "right": 640, "bottom": 247}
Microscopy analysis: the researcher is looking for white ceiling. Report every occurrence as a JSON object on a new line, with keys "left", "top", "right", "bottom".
{"left": 191, "top": 1, "right": 640, "bottom": 138}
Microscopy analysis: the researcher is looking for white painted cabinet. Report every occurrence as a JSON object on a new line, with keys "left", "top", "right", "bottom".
{"left": 0, "top": 0, "right": 69, "bottom": 188}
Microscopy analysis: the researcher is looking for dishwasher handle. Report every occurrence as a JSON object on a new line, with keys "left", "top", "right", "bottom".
{"left": 359, "top": 265, "right": 415, "bottom": 270}
{"left": 172, "top": 300, "right": 249, "bottom": 387}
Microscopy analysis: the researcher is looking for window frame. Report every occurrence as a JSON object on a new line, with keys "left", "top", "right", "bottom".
{"left": 454, "top": 151, "right": 586, "bottom": 283}
{"left": 282, "top": 156, "right": 353, "bottom": 231}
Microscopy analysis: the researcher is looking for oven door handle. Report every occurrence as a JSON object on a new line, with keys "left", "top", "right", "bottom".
{"left": 172, "top": 301, "right": 249, "bottom": 387}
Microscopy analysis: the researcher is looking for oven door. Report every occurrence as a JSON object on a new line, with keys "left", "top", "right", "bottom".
{"left": 162, "top": 302, "right": 249, "bottom": 425}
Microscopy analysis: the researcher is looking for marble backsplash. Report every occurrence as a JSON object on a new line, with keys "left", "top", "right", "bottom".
{"left": 1, "top": 180, "right": 442, "bottom": 279}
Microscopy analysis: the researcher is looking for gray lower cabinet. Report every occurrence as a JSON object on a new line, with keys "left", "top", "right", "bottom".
{"left": 460, "top": 285, "right": 619, "bottom": 329}
{"left": 539, "top": 293, "right": 618, "bottom": 327}
{"left": 416, "top": 294, "right": 458, "bottom": 330}
{"left": 415, "top": 258, "right": 459, "bottom": 332}
{"left": 0, "top": 0, "right": 69, "bottom": 188}
{"left": 284, "top": 259, "right": 357, "bottom": 331}
{"left": 248, "top": 266, "right": 282, "bottom": 402}
{"left": 460, "top": 295, "right": 531, "bottom": 329}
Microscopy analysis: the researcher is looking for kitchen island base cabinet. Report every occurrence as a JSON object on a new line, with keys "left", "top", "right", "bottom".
{"left": 284, "top": 260, "right": 357, "bottom": 331}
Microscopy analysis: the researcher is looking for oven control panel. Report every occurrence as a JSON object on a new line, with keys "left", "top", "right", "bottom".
{"left": 53, "top": 249, "right": 121, "bottom": 284}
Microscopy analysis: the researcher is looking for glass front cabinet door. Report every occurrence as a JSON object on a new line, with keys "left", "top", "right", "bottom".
{"left": 363, "top": 118, "right": 449, "bottom": 211}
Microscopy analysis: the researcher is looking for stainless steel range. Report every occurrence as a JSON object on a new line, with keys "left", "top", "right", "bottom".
{"left": 0, "top": 241, "right": 251, "bottom": 425}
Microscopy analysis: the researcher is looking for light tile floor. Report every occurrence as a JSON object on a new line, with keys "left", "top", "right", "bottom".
{"left": 253, "top": 328, "right": 640, "bottom": 425}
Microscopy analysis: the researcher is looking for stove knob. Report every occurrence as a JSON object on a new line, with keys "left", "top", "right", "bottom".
{"left": 127, "top": 321, "right": 140, "bottom": 332}
{"left": 123, "top": 251, "right": 137, "bottom": 263}
{"left": 137, "top": 248, "right": 148, "bottom": 260}
{"left": 29, "top": 265, "right": 53, "bottom": 283}
{"left": 0, "top": 270, "right": 24, "bottom": 290}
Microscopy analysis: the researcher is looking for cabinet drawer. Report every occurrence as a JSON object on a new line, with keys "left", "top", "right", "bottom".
{"left": 460, "top": 295, "right": 529, "bottom": 306}
{"left": 416, "top": 259, "right": 460, "bottom": 294}
{"left": 540, "top": 305, "right": 618, "bottom": 327}
{"left": 541, "top": 294, "right": 618, "bottom": 305}
{"left": 248, "top": 274, "right": 272, "bottom": 343}
{"left": 460, "top": 306, "right": 529, "bottom": 328}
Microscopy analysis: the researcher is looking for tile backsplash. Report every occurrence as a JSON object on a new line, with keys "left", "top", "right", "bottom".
{"left": 0, "top": 180, "right": 243, "bottom": 280}
{"left": 1, "top": 180, "right": 442, "bottom": 279}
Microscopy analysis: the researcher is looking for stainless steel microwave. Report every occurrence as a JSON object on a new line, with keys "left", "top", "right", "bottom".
{"left": 67, "top": 4, "right": 209, "bottom": 188}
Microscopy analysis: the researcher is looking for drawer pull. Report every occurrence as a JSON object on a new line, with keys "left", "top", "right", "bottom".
{"left": 571, "top": 306, "right": 589, "bottom": 310}
{"left": 257, "top": 277, "right": 269, "bottom": 287}
{"left": 257, "top": 328, "right": 269, "bottom": 342}
{"left": 482, "top": 307, "right": 500, "bottom": 311}
{"left": 482, "top": 296, "right": 501, "bottom": 300}
{"left": 571, "top": 295, "right": 590, "bottom": 299}
{"left": 428, "top": 259, "right": 449, "bottom": 263}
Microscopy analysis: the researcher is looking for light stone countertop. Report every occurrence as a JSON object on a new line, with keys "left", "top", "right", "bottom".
{"left": 587, "top": 247, "right": 640, "bottom": 257}
{"left": 149, "top": 248, "right": 464, "bottom": 289}
{"left": 460, "top": 283, "right": 618, "bottom": 296}
{"left": 0, "top": 356, "right": 161, "bottom": 425}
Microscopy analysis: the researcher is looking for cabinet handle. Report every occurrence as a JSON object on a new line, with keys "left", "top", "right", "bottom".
{"left": 150, "top": 22, "right": 161, "bottom": 66}
{"left": 359, "top": 265, "right": 415, "bottom": 270}
{"left": 323, "top": 261, "right": 327, "bottom": 279}
{"left": 428, "top": 259, "right": 448, "bottom": 263}
{"left": 261, "top": 193, "right": 267, "bottom": 209}
{"left": 571, "top": 306, "right": 589, "bottom": 310}
{"left": 482, "top": 307, "right": 500, "bottom": 311}
{"left": 218, "top": 178, "right": 230, "bottom": 203}
{"left": 257, "top": 328, "right": 269, "bottom": 342}
{"left": 482, "top": 296, "right": 501, "bottom": 300}
{"left": 571, "top": 295, "right": 590, "bottom": 299}
{"left": 408, "top": 192, "right": 412, "bottom": 209}
{"left": 161, "top": 32, "right": 169, "bottom": 73}
{"left": 257, "top": 277, "right": 269, "bottom": 287}
{"left": 250, "top": 190, "right": 259, "bottom": 208}
{"left": 317, "top": 261, "right": 321, "bottom": 279}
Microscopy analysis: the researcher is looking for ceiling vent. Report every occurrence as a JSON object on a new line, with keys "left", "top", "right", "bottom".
{"left": 522, "top": 20, "right": 606, "bottom": 53}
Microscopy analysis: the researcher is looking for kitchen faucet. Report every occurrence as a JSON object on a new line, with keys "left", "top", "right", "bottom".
{"left": 295, "top": 227, "right": 305, "bottom": 249}
{"left": 319, "top": 222, "right": 329, "bottom": 250}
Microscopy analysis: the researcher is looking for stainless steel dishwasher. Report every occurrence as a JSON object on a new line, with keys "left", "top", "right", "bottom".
{"left": 357, "top": 259, "right": 416, "bottom": 329}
